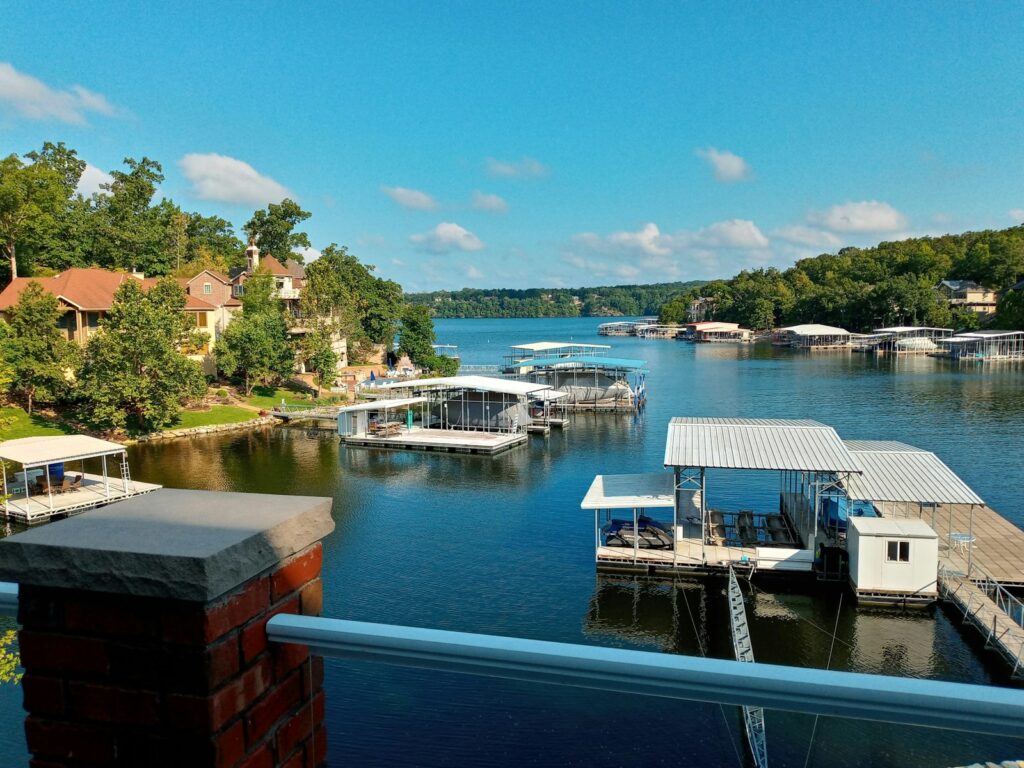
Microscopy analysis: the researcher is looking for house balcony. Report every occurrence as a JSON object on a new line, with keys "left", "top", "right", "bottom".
{"left": 276, "top": 287, "right": 301, "bottom": 300}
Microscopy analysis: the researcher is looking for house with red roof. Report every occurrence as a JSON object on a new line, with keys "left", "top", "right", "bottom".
{"left": 0, "top": 268, "right": 223, "bottom": 374}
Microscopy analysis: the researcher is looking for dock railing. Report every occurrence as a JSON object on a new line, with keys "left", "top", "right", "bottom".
{"left": 2, "top": 583, "right": 1024, "bottom": 739}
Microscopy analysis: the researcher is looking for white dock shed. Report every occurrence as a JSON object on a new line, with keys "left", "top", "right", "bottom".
{"left": 848, "top": 517, "right": 938, "bottom": 604}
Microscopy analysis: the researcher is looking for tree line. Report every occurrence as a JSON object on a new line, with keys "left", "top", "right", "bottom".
{"left": 0, "top": 141, "right": 453, "bottom": 432}
{"left": 659, "top": 226, "right": 1024, "bottom": 331}
{"left": 406, "top": 281, "right": 706, "bottom": 318}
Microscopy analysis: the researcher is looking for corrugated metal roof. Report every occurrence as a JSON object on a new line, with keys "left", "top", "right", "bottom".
{"left": 663, "top": 418, "right": 861, "bottom": 472}
{"left": 336, "top": 397, "right": 427, "bottom": 413}
{"left": 507, "top": 355, "right": 646, "bottom": 370}
{"left": 843, "top": 440, "right": 984, "bottom": 505}
{"left": 580, "top": 473, "right": 676, "bottom": 510}
{"left": 379, "top": 375, "right": 550, "bottom": 397}
{"left": 849, "top": 517, "right": 937, "bottom": 538}
{"left": 510, "top": 341, "right": 611, "bottom": 351}
{"left": 778, "top": 324, "right": 850, "bottom": 336}
{"left": 0, "top": 435, "right": 127, "bottom": 467}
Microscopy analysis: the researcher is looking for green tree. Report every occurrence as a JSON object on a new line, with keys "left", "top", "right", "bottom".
{"left": 215, "top": 269, "right": 295, "bottom": 395}
{"left": 995, "top": 288, "right": 1024, "bottom": 330}
{"left": 398, "top": 303, "right": 436, "bottom": 363}
{"left": 2, "top": 281, "right": 78, "bottom": 414}
{"left": 0, "top": 153, "right": 68, "bottom": 280}
{"left": 243, "top": 199, "right": 311, "bottom": 262}
{"left": 79, "top": 279, "right": 206, "bottom": 431}
{"left": 300, "top": 329, "right": 339, "bottom": 394}
{"left": 89, "top": 157, "right": 169, "bottom": 274}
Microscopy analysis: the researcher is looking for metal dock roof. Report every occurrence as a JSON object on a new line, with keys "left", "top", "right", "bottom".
{"left": 843, "top": 440, "right": 984, "bottom": 505}
{"left": 506, "top": 355, "right": 646, "bottom": 370}
{"left": 379, "top": 375, "right": 551, "bottom": 397}
{"left": 580, "top": 473, "right": 675, "bottom": 509}
{"left": 510, "top": 341, "right": 611, "bottom": 351}
{"left": 663, "top": 417, "right": 861, "bottom": 472}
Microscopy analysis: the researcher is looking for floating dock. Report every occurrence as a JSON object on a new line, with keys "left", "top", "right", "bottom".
{"left": 343, "top": 427, "right": 526, "bottom": 455}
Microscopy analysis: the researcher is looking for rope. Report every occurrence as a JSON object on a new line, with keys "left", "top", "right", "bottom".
{"left": 680, "top": 585, "right": 744, "bottom": 768}
{"left": 802, "top": 592, "right": 844, "bottom": 768}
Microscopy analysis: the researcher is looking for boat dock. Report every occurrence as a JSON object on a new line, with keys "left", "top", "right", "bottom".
{"left": 343, "top": 426, "right": 527, "bottom": 455}
{"left": 1, "top": 435, "right": 162, "bottom": 525}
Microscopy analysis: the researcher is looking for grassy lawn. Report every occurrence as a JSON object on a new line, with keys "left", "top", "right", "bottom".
{"left": 167, "top": 405, "right": 257, "bottom": 430}
{"left": 0, "top": 406, "right": 76, "bottom": 441}
{"left": 243, "top": 385, "right": 313, "bottom": 411}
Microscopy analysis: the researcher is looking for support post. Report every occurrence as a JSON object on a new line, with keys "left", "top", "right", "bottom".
{"left": 0, "top": 488, "right": 334, "bottom": 768}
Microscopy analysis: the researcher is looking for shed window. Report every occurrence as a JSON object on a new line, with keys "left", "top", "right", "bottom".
{"left": 886, "top": 540, "right": 910, "bottom": 562}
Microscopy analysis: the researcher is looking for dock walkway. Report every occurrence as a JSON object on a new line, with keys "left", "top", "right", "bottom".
{"left": 938, "top": 564, "right": 1024, "bottom": 679}
{"left": 922, "top": 504, "right": 1024, "bottom": 586}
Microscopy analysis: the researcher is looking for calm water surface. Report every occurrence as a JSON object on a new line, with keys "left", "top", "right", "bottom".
{"left": 2, "top": 317, "right": 1023, "bottom": 766}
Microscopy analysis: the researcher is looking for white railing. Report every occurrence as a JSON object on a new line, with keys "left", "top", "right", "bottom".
{"left": 2, "top": 584, "right": 1023, "bottom": 735}
{"left": 265, "top": 614, "right": 1024, "bottom": 735}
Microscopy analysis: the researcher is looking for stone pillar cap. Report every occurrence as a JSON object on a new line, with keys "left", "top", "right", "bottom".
{"left": 0, "top": 489, "right": 334, "bottom": 602}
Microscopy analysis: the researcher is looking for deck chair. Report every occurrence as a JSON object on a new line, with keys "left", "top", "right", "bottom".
{"left": 55, "top": 478, "right": 70, "bottom": 494}
{"left": 69, "top": 474, "right": 83, "bottom": 491}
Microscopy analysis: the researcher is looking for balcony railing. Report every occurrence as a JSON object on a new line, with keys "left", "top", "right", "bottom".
{"left": 2, "top": 583, "right": 1022, "bottom": 738}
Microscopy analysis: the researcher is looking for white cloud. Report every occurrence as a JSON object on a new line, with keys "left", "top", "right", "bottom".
{"left": 466, "top": 265, "right": 484, "bottom": 280}
{"left": 293, "top": 246, "right": 321, "bottom": 262}
{"left": 179, "top": 153, "right": 291, "bottom": 206}
{"left": 410, "top": 222, "right": 485, "bottom": 254}
{"left": 381, "top": 185, "right": 439, "bottom": 211}
{"left": 696, "top": 147, "right": 751, "bottom": 183}
{"left": 471, "top": 191, "right": 509, "bottom": 212}
{"left": 485, "top": 156, "right": 548, "bottom": 178}
{"left": 1009, "top": 209, "right": 1024, "bottom": 222}
{"left": 770, "top": 225, "right": 842, "bottom": 248}
{"left": 0, "top": 62, "right": 120, "bottom": 124}
{"left": 691, "top": 219, "right": 769, "bottom": 249}
{"left": 808, "top": 200, "right": 907, "bottom": 233}
{"left": 75, "top": 163, "right": 113, "bottom": 197}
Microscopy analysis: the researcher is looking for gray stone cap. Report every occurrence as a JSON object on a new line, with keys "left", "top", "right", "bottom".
{"left": 0, "top": 488, "right": 334, "bottom": 602}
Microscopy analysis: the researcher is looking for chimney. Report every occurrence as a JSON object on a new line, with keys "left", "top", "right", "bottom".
{"left": 246, "top": 237, "right": 260, "bottom": 272}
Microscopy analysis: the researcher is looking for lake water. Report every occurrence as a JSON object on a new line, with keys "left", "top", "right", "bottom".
{"left": 2, "top": 316, "right": 1023, "bottom": 766}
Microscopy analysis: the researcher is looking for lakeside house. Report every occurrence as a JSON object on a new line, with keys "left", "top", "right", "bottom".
{"left": 937, "top": 279, "right": 998, "bottom": 317}
{"left": 0, "top": 267, "right": 225, "bottom": 373}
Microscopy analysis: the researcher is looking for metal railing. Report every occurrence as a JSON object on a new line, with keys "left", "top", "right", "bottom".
{"left": 2, "top": 583, "right": 1024, "bottom": 737}
{"left": 265, "top": 614, "right": 1024, "bottom": 735}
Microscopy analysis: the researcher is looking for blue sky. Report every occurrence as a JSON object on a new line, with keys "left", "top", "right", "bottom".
{"left": 2, "top": 2, "right": 1023, "bottom": 291}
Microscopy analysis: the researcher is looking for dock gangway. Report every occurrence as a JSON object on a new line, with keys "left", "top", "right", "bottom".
{"left": 728, "top": 566, "right": 768, "bottom": 768}
{"left": 938, "top": 563, "right": 1024, "bottom": 679}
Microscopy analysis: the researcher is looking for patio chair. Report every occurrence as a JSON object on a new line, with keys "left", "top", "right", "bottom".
{"left": 69, "top": 474, "right": 83, "bottom": 491}
{"left": 55, "top": 478, "right": 71, "bottom": 494}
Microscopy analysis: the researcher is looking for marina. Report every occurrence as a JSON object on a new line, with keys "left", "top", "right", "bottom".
{"left": 4, "top": 316, "right": 1024, "bottom": 767}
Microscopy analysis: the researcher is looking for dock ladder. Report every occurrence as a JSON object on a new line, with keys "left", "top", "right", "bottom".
{"left": 119, "top": 456, "right": 134, "bottom": 494}
{"left": 728, "top": 566, "right": 768, "bottom": 768}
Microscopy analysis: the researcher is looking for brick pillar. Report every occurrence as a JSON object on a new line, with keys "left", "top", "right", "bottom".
{"left": 0, "top": 488, "right": 334, "bottom": 768}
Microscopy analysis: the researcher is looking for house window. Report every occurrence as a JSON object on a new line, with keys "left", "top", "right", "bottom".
{"left": 886, "top": 540, "right": 910, "bottom": 562}
{"left": 203, "top": 282, "right": 212, "bottom": 295}
{"left": 195, "top": 312, "right": 208, "bottom": 327}
{"left": 233, "top": 284, "right": 245, "bottom": 297}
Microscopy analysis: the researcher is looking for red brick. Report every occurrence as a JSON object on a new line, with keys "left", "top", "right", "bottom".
{"left": 17, "top": 586, "right": 65, "bottom": 630}
{"left": 272, "top": 638, "right": 309, "bottom": 681}
{"left": 275, "top": 691, "right": 325, "bottom": 759}
{"left": 64, "top": 599, "right": 156, "bottom": 638}
{"left": 166, "top": 656, "right": 273, "bottom": 732}
{"left": 271, "top": 545, "right": 322, "bottom": 602}
{"left": 68, "top": 681, "right": 161, "bottom": 725}
{"left": 238, "top": 744, "right": 274, "bottom": 768}
{"left": 305, "top": 726, "right": 327, "bottom": 768}
{"left": 280, "top": 747, "right": 306, "bottom": 768}
{"left": 299, "top": 579, "right": 323, "bottom": 616}
{"left": 244, "top": 669, "right": 302, "bottom": 747}
{"left": 18, "top": 630, "right": 109, "bottom": 676}
{"left": 206, "top": 630, "right": 243, "bottom": 689}
{"left": 203, "top": 577, "right": 271, "bottom": 643}
{"left": 25, "top": 716, "right": 116, "bottom": 763}
{"left": 21, "top": 674, "right": 65, "bottom": 717}
{"left": 215, "top": 719, "right": 247, "bottom": 768}
{"left": 240, "top": 595, "right": 299, "bottom": 665}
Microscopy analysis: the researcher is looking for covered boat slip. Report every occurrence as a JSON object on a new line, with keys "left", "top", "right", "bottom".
{"left": 0, "top": 435, "right": 161, "bottom": 524}
{"left": 856, "top": 326, "right": 953, "bottom": 355}
{"left": 934, "top": 330, "right": 1024, "bottom": 362}
{"left": 505, "top": 355, "right": 647, "bottom": 410}
{"left": 773, "top": 324, "right": 851, "bottom": 350}
{"left": 343, "top": 376, "right": 550, "bottom": 454}
{"left": 841, "top": 440, "right": 1024, "bottom": 587}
